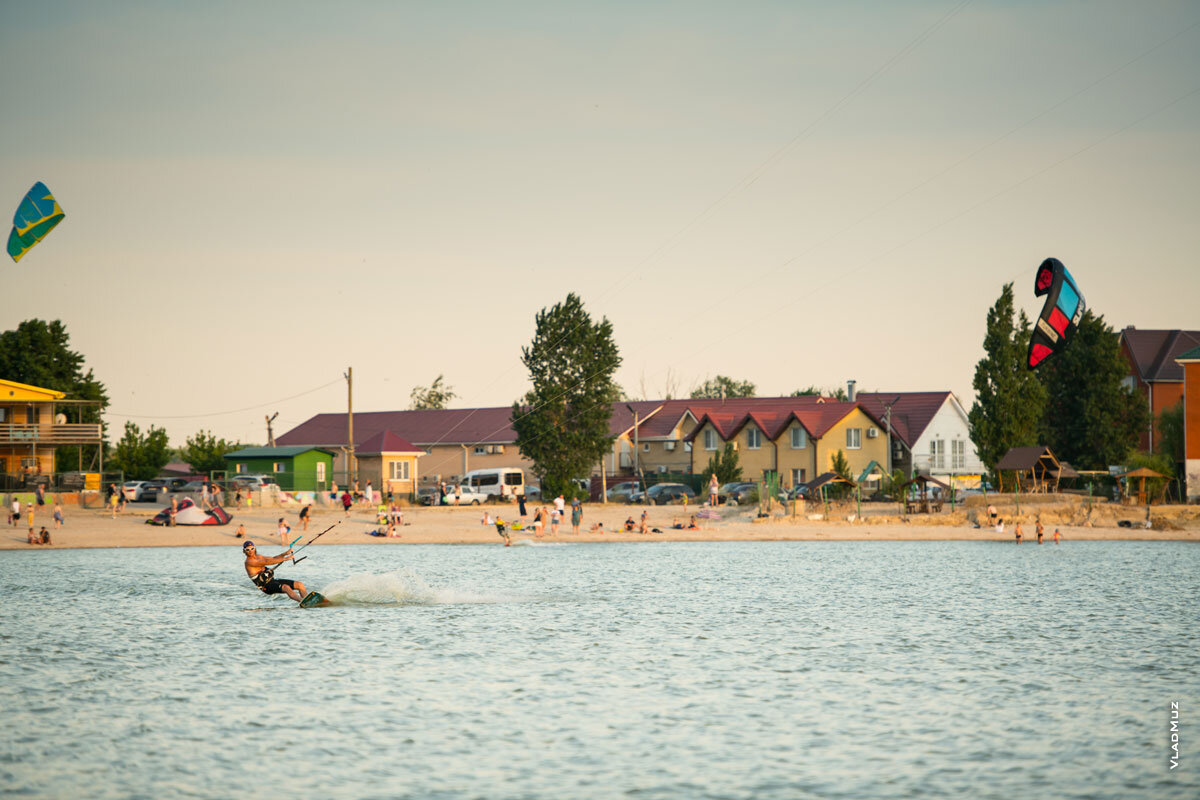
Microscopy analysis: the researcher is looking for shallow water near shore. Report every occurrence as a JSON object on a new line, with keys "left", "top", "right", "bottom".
{"left": 1, "top": 541, "right": 1196, "bottom": 799}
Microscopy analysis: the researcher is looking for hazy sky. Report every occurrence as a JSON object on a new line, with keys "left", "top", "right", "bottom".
{"left": 2, "top": 1, "right": 1197, "bottom": 447}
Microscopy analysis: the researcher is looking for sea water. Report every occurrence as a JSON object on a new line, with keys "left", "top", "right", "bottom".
{"left": 1, "top": 541, "right": 1196, "bottom": 799}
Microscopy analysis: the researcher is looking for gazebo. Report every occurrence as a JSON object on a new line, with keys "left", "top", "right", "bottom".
{"left": 995, "top": 446, "right": 1062, "bottom": 493}
{"left": 899, "top": 472, "right": 949, "bottom": 513}
{"left": 1116, "top": 467, "right": 1169, "bottom": 505}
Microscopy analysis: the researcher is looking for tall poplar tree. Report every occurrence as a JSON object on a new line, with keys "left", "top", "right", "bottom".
{"left": 968, "top": 284, "right": 1046, "bottom": 474}
{"left": 1037, "top": 310, "right": 1147, "bottom": 470}
{"left": 511, "top": 294, "right": 621, "bottom": 497}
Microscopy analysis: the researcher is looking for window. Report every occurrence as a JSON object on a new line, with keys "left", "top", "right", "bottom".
{"left": 930, "top": 439, "right": 945, "bottom": 470}
{"left": 389, "top": 461, "right": 410, "bottom": 480}
{"left": 272, "top": 462, "right": 285, "bottom": 473}
{"left": 478, "top": 474, "right": 499, "bottom": 486}
{"left": 504, "top": 472, "right": 522, "bottom": 485}
{"left": 474, "top": 446, "right": 487, "bottom": 455}
{"left": 665, "top": 441, "right": 676, "bottom": 451}
{"left": 846, "top": 428, "right": 862, "bottom": 449}
{"left": 791, "top": 468, "right": 807, "bottom": 485}
{"left": 316, "top": 462, "right": 326, "bottom": 483}
{"left": 684, "top": 441, "right": 692, "bottom": 452}
{"left": 704, "top": 429, "right": 718, "bottom": 450}
{"left": 791, "top": 427, "right": 808, "bottom": 449}
{"left": 235, "top": 463, "right": 247, "bottom": 474}
{"left": 643, "top": 443, "right": 650, "bottom": 452}
{"left": 747, "top": 428, "right": 761, "bottom": 449}
{"left": 951, "top": 440, "right": 965, "bottom": 470}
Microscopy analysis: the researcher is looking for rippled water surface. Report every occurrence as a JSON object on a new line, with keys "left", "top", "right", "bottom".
{"left": 2, "top": 541, "right": 1196, "bottom": 799}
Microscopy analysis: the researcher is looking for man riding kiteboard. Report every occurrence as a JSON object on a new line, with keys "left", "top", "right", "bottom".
{"left": 243, "top": 540, "right": 308, "bottom": 603}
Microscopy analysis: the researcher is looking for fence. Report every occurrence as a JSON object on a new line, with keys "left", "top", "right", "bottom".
{"left": 1, "top": 470, "right": 124, "bottom": 495}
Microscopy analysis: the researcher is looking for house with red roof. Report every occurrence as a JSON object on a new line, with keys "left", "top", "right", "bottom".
{"left": 355, "top": 431, "right": 425, "bottom": 499}
{"left": 1118, "top": 327, "right": 1200, "bottom": 452}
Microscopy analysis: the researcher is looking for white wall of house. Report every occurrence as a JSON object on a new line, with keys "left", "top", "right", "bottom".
{"left": 908, "top": 395, "right": 983, "bottom": 477}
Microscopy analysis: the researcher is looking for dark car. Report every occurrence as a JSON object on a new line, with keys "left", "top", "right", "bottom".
{"left": 136, "top": 480, "right": 169, "bottom": 501}
{"left": 718, "top": 482, "right": 757, "bottom": 505}
{"left": 631, "top": 483, "right": 697, "bottom": 505}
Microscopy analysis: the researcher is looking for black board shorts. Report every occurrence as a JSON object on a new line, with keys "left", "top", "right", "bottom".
{"left": 258, "top": 578, "right": 298, "bottom": 596}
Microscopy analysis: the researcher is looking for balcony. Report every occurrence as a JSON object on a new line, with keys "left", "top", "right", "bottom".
{"left": 0, "top": 423, "right": 103, "bottom": 445}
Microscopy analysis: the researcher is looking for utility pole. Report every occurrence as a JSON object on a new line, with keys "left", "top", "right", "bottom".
{"left": 265, "top": 412, "right": 278, "bottom": 447}
{"left": 345, "top": 367, "right": 355, "bottom": 484}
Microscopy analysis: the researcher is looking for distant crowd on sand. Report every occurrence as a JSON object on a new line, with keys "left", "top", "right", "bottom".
{"left": 7, "top": 483, "right": 64, "bottom": 545}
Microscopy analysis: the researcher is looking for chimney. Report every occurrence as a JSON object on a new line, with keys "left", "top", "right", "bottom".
{"left": 847, "top": 380, "right": 856, "bottom": 403}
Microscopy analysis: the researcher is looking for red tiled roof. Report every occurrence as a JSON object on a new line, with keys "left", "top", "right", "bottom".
{"left": 854, "top": 392, "right": 952, "bottom": 448}
{"left": 1120, "top": 327, "right": 1200, "bottom": 383}
{"left": 683, "top": 400, "right": 879, "bottom": 442}
{"left": 356, "top": 430, "right": 422, "bottom": 455}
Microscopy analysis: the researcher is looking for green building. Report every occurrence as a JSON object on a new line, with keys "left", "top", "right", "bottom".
{"left": 223, "top": 446, "right": 337, "bottom": 491}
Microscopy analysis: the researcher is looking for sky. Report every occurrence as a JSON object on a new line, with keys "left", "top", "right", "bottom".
{"left": 2, "top": 1, "right": 1198, "bottom": 448}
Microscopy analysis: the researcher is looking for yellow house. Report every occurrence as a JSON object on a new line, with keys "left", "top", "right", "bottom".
{"left": 684, "top": 400, "right": 887, "bottom": 489}
{"left": 354, "top": 430, "right": 424, "bottom": 499}
{"left": 1, "top": 378, "right": 104, "bottom": 480}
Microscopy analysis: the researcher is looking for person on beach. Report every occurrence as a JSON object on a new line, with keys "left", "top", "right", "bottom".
{"left": 53, "top": 501, "right": 64, "bottom": 529}
{"left": 389, "top": 502, "right": 402, "bottom": 528}
{"left": 987, "top": 504, "right": 998, "bottom": 527}
{"left": 709, "top": 474, "right": 719, "bottom": 506}
{"left": 35, "top": 483, "right": 45, "bottom": 509}
{"left": 235, "top": 522, "right": 246, "bottom": 539}
{"left": 554, "top": 494, "right": 565, "bottom": 518}
{"left": 639, "top": 509, "right": 648, "bottom": 534}
{"left": 571, "top": 498, "right": 582, "bottom": 535}
{"left": 169, "top": 495, "right": 178, "bottom": 527}
{"left": 10, "top": 497, "right": 19, "bottom": 526}
{"left": 299, "top": 503, "right": 312, "bottom": 531}
{"left": 27, "top": 524, "right": 40, "bottom": 544}
{"left": 39, "top": 526, "right": 50, "bottom": 545}
{"left": 234, "top": 488, "right": 243, "bottom": 510}
{"left": 1014, "top": 523, "right": 1022, "bottom": 544}
{"left": 550, "top": 506, "right": 560, "bottom": 536}
{"left": 278, "top": 517, "right": 293, "bottom": 546}
{"left": 624, "top": 516, "right": 636, "bottom": 532}
{"left": 1036, "top": 524, "right": 1044, "bottom": 544}
{"left": 364, "top": 481, "right": 374, "bottom": 507}
{"left": 517, "top": 491, "right": 527, "bottom": 520}
{"left": 1053, "top": 528, "right": 1062, "bottom": 544}
{"left": 341, "top": 490, "right": 352, "bottom": 516}
{"left": 243, "top": 540, "right": 307, "bottom": 603}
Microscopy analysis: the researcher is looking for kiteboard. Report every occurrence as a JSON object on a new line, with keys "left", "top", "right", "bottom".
{"left": 299, "top": 591, "right": 329, "bottom": 608}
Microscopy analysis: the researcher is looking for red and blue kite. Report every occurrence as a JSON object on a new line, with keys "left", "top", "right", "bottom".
{"left": 1027, "top": 257, "right": 1085, "bottom": 368}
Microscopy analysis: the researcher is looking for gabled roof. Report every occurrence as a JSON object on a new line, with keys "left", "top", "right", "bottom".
{"left": 684, "top": 400, "right": 877, "bottom": 442}
{"left": 1120, "top": 327, "right": 1200, "bottom": 383}
{"left": 226, "top": 446, "right": 337, "bottom": 459}
{"left": 357, "top": 430, "right": 423, "bottom": 455}
{"left": 854, "top": 392, "right": 953, "bottom": 448}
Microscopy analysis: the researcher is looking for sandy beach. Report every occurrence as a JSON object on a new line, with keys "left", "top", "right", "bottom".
{"left": 4, "top": 497, "right": 1198, "bottom": 550}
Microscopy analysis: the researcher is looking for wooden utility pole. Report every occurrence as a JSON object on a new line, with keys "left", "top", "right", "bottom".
{"left": 346, "top": 367, "right": 355, "bottom": 483}
{"left": 265, "top": 413, "right": 278, "bottom": 447}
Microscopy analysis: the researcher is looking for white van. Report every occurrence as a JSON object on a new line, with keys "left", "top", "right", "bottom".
{"left": 461, "top": 467, "right": 525, "bottom": 498}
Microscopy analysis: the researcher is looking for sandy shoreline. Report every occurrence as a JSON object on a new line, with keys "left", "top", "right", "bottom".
{"left": 2, "top": 500, "right": 1198, "bottom": 550}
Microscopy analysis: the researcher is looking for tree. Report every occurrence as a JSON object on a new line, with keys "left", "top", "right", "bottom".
{"left": 1036, "top": 310, "right": 1148, "bottom": 470}
{"left": 691, "top": 376, "right": 756, "bottom": 399}
{"left": 1157, "top": 401, "right": 1185, "bottom": 479}
{"left": 699, "top": 443, "right": 743, "bottom": 486}
{"left": 107, "top": 422, "right": 172, "bottom": 480}
{"left": 790, "top": 385, "right": 848, "bottom": 400}
{"left": 410, "top": 375, "right": 457, "bottom": 410}
{"left": 830, "top": 449, "right": 852, "bottom": 481}
{"left": 0, "top": 319, "right": 108, "bottom": 470}
{"left": 511, "top": 294, "right": 621, "bottom": 498}
{"left": 182, "top": 430, "right": 238, "bottom": 476}
{"left": 968, "top": 284, "right": 1046, "bottom": 475}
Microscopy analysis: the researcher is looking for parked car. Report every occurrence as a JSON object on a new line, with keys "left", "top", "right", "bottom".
{"left": 136, "top": 480, "right": 169, "bottom": 501}
{"left": 418, "top": 487, "right": 439, "bottom": 506}
{"left": 718, "top": 482, "right": 757, "bottom": 505}
{"left": 420, "top": 485, "right": 489, "bottom": 505}
{"left": 121, "top": 481, "right": 150, "bottom": 501}
{"left": 606, "top": 481, "right": 641, "bottom": 502}
{"left": 630, "top": 483, "right": 697, "bottom": 505}
{"left": 165, "top": 477, "right": 198, "bottom": 492}
{"left": 232, "top": 474, "right": 277, "bottom": 489}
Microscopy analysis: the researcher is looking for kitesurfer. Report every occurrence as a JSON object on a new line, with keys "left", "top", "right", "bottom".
{"left": 243, "top": 540, "right": 307, "bottom": 602}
